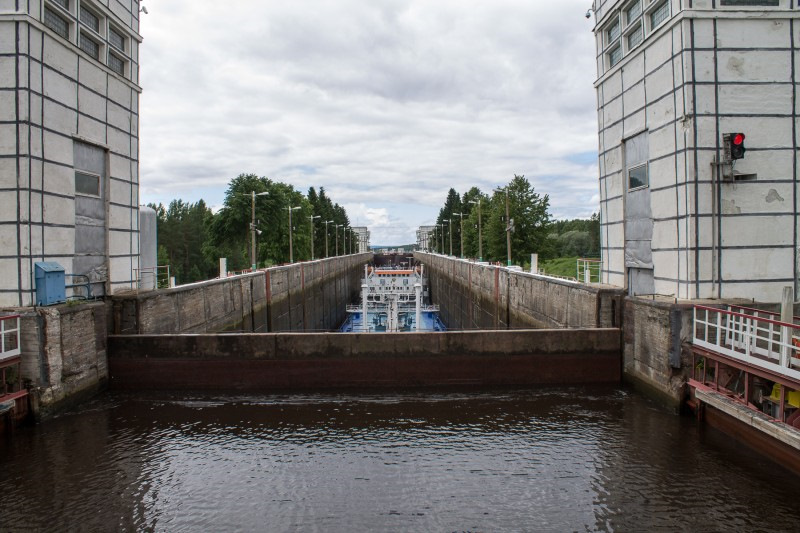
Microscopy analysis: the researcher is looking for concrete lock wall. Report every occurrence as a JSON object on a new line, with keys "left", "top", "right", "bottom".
{"left": 416, "top": 252, "right": 624, "bottom": 329}
{"left": 16, "top": 301, "right": 110, "bottom": 415}
{"left": 112, "top": 254, "right": 370, "bottom": 334}
{"left": 107, "top": 329, "right": 621, "bottom": 390}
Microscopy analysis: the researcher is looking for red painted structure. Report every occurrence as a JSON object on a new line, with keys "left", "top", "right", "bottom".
{"left": 689, "top": 305, "right": 800, "bottom": 473}
{"left": 0, "top": 314, "right": 29, "bottom": 433}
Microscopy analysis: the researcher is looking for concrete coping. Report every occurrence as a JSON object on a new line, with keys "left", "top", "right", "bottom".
{"left": 695, "top": 387, "right": 800, "bottom": 451}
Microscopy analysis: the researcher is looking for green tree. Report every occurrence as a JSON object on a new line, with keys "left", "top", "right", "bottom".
{"left": 485, "top": 175, "right": 552, "bottom": 264}
{"left": 148, "top": 199, "right": 216, "bottom": 283}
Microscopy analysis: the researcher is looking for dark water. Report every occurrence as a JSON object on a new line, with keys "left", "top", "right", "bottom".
{"left": 2, "top": 387, "right": 800, "bottom": 532}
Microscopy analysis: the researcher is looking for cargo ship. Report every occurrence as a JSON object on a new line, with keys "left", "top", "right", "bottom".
{"left": 339, "top": 264, "right": 445, "bottom": 332}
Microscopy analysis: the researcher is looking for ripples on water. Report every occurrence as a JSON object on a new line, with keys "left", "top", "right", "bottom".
{"left": 2, "top": 387, "right": 800, "bottom": 532}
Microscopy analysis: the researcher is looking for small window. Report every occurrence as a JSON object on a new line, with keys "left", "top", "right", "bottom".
{"left": 627, "top": 24, "right": 644, "bottom": 50}
{"left": 625, "top": 1, "right": 642, "bottom": 24}
{"left": 649, "top": 1, "right": 670, "bottom": 29}
{"left": 79, "top": 32, "right": 99, "bottom": 59}
{"left": 44, "top": 7, "right": 69, "bottom": 39}
{"left": 628, "top": 163, "right": 649, "bottom": 190}
{"left": 75, "top": 171, "right": 100, "bottom": 197}
{"left": 720, "top": 0, "right": 779, "bottom": 5}
{"left": 109, "top": 27, "right": 125, "bottom": 52}
{"left": 80, "top": 6, "right": 99, "bottom": 33}
{"left": 608, "top": 45, "right": 622, "bottom": 67}
{"left": 606, "top": 19, "right": 621, "bottom": 44}
{"left": 108, "top": 52, "right": 124, "bottom": 75}
{"left": 51, "top": 0, "right": 69, "bottom": 10}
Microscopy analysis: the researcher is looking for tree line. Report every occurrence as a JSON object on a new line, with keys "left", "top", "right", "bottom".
{"left": 149, "top": 174, "right": 359, "bottom": 284}
{"left": 429, "top": 175, "right": 599, "bottom": 266}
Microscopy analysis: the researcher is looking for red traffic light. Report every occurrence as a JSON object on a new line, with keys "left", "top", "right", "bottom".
{"left": 733, "top": 133, "right": 745, "bottom": 145}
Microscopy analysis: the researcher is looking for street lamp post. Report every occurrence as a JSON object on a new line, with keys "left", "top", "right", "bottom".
{"left": 468, "top": 198, "right": 482, "bottom": 262}
{"left": 250, "top": 190, "right": 269, "bottom": 270}
{"left": 439, "top": 223, "right": 444, "bottom": 253}
{"left": 448, "top": 218, "right": 453, "bottom": 256}
{"left": 335, "top": 224, "right": 341, "bottom": 256}
{"left": 494, "top": 187, "right": 512, "bottom": 266}
{"left": 309, "top": 215, "right": 320, "bottom": 260}
{"left": 324, "top": 220, "right": 333, "bottom": 257}
{"left": 454, "top": 212, "right": 465, "bottom": 258}
{"left": 288, "top": 206, "right": 301, "bottom": 263}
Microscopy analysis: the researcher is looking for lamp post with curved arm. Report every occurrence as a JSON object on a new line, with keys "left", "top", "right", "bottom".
{"left": 454, "top": 212, "right": 465, "bottom": 258}
{"left": 324, "top": 220, "right": 334, "bottom": 257}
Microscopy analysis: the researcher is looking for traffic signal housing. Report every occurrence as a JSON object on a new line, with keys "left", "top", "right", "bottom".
{"left": 724, "top": 132, "right": 746, "bottom": 161}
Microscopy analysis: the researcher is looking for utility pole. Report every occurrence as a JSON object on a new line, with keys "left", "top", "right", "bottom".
{"left": 448, "top": 218, "right": 453, "bottom": 256}
{"left": 324, "top": 220, "right": 333, "bottom": 257}
{"left": 454, "top": 212, "right": 465, "bottom": 258}
{"left": 495, "top": 187, "right": 512, "bottom": 266}
{"left": 469, "top": 198, "right": 482, "bottom": 262}
{"left": 249, "top": 190, "right": 269, "bottom": 270}
{"left": 288, "top": 206, "right": 301, "bottom": 263}
{"left": 309, "top": 214, "right": 320, "bottom": 259}
{"left": 335, "top": 224, "right": 341, "bottom": 255}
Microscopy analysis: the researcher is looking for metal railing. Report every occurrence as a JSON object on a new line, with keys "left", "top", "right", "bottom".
{"left": 134, "top": 265, "right": 171, "bottom": 290}
{"left": 693, "top": 305, "right": 800, "bottom": 383}
{"left": 0, "top": 314, "right": 21, "bottom": 363}
{"left": 576, "top": 258, "right": 602, "bottom": 284}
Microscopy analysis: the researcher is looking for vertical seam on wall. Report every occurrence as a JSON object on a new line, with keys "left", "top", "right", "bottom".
{"left": 791, "top": 19, "right": 798, "bottom": 296}
{"left": 691, "top": 18, "right": 700, "bottom": 298}
{"left": 671, "top": 23, "right": 682, "bottom": 299}
{"left": 681, "top": 19, "right": 690, "bottom": 300}
{"left": 713, "top": 19, "right": 721, "bottom": 298}
{"left": 15, "top": 21, "right": 22, "bottom": 306}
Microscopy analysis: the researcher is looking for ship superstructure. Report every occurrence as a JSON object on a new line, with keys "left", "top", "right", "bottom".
{"left": 340, "top": 264, "right": 445, "bottom": 332}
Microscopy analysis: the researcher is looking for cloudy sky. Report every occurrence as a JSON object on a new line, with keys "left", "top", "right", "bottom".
{"left": 139, "top": 0, "right": 599, "bottom": 245}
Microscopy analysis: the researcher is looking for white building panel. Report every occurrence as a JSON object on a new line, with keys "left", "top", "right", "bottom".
{"left": 109, "top": 229, "right": 133, "bottom": 256}
{"left": 107, "top": 103, "right": 131, "bottom": 132}
{"left": 78, "top": 114, "right": 106, "bottom": 143}
{"left": 645, "top": 94, "right": 677, "bottom": 131}
{"left": 43, "top": 195, "right": 75, "bottom": 226}
{"left": 0, "top": 123, "right": 15, "bottom": 153}
{"left": 623, "top": 82, "right": 646, "bottom": 116}
{"left": 643, "top": 33, "right": 673, "bottom": 74}
{"left": 722, "top": 247, "right": 793, "bottom": 281}
{"left": 644, "top": 61, "right": 676, "bottom": 102}
{"left": 78, "top": 58, "right": 108, "bottom": 96}
{"left": 109, "top": 153, "right": 131, "bottom": 181}
{"left": 107, "top": 127, "right": 131, "bottom": 157}
{"left": 624, "top": 109, "right": 646, "bottom": 136}
{"left": 44, "top": 99, "right": 77, "bottom": 135}
{"left": 42, "top": 37, "right": 78, "bottom": 79}
{"left": 43, "top": 68, "right": 77, "bottom": 107}
{"left": 0, "top": 57, "right": 15, "bottom": 88}
{"left": 622, "top": 54, "right": 645, "bottom": 86}
{"left": 718, "top": 50, "right": 790, "bottom": 84}
{"left": 43, "top": 226, "right": 75, "bottom": 255}
{"left": 78, "top": 86, "right": 107, "bottom": 122}
{"left": 723, "top": 183, "right": 795, "bottom": 216}
{"left": 43, "top": 130, "right": 74, "bottom": 166}
{"left": 717, "top": 84, "right": 792, "bottom": 116}
{"left": 0, "top": 260, "right": 19, "bottom": 292}
{"left": 721, "top": 215, "right": 794, "bottom": 248}
{"left": 716, "top": 19, "right": 790, "bottom": 49}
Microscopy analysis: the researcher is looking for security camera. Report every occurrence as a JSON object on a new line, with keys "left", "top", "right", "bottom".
{"left": 585, "top": 9, "right": 591, "bottom": 19}
{"left": 140, "top": 6, "right": 148, "bottom": 14}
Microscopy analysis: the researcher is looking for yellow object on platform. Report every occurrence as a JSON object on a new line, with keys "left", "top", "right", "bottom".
{"left": 769, "top": 383, "right": 800, "bottom": 408}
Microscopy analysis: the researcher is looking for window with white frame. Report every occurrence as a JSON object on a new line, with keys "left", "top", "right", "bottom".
{"left": 628, "top": 163, "right": 649, "bottom": 190}
{"left": 44, "top": 6, "right": 70, "bottom": 39}
{"left": 602, "top": 0, "right": 671, "bottom": 72}
{"left": 42, "top": 1, "right": 133, "bottom": 79}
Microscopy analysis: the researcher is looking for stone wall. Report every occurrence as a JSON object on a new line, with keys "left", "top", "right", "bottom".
{"left": 416, "top": 253, "right": 624, "bottom": 329}
{"left": 15, "top": 301, "right": 109, "bottom": 415}
{"left": 107, "top": 328, "right": 621, "bottom": 390}
{"left": 622, "top": 298, "right": 694, "bottom": 410}
{"left": 113, "top": 254, "right": 370, "bottom": 334}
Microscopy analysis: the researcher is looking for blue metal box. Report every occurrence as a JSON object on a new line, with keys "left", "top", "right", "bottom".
{"left": 34, "top": 262, "right": 66, "bottom": 306}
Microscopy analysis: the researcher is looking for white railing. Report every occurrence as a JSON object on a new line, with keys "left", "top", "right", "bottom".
{"left": 0, "top": 314, "right": 21, "bottom": 362}
{"left": 693, "top": 305, "right": 800, "bottom": 383}
{"left": 576, "top": 258, "right": 602, "bottom": 284}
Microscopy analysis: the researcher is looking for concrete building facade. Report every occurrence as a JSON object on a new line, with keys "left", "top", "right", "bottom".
{"left": 351, "top": 226, "right": 370, "bottom": 253}
{"left": 593, "top": 0, "right": 800, "bottom": 302}
{"left": 416, "top": 225, "right": 435, "bottom": 252}
{"left": 0, "top": 0, "right": 142, "bottom": 306}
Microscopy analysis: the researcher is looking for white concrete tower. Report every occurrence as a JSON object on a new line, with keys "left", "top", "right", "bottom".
{"left": 0, "top": 0, "right": 143, "bottom": 306}
{"left": 592, "top": 0, "right": 800, "bottom": 301}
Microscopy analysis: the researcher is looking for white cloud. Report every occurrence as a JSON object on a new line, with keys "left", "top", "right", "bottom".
{"left": 139, "top": 0, "right": 599, "bottom": 244}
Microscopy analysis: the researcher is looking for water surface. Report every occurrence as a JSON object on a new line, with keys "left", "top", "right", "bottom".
{"left": 2, "top": 387, "right": 799, "bottom": 531}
